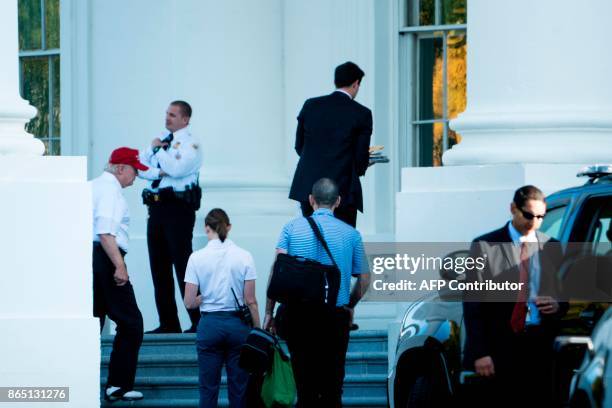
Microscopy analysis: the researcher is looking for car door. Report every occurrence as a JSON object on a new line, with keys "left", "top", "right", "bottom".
{"left": 562, "top": 192, "right": 612, "bottom": 334}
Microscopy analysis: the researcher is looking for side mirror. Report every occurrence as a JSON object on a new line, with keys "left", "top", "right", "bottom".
{"left": 554, "top": 335, "right": 594, "bottom": 358}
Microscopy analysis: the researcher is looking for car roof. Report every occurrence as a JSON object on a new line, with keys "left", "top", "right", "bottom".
{"left": 547, "top": 177, "right": 612, "bottom": 202}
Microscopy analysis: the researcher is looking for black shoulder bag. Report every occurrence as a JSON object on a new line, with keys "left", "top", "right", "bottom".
{"left": 267, "top": 217, "right": 340, "bottom": 306}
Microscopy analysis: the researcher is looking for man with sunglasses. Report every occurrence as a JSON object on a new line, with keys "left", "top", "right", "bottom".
{"left": 462, "top": 185, "right": 567, "bottom": 405}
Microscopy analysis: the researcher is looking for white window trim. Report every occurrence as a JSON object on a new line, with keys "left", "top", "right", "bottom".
{"left": 60, "top": 0, "right": 91, "bottom": 171}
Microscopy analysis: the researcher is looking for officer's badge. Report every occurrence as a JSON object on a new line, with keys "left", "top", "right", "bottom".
{"left": 175, "top": 152, "right": 182, "bottom": 160}
{"left": 192, "top": 143, "right": 199, "bottom": 149}
{"left": 173, "top": 142, "right": 181, "bottom": 149}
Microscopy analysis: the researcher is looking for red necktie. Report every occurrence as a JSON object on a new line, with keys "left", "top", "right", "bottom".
{"left": 510, "top": 242, "right": 530, "bottom": 333}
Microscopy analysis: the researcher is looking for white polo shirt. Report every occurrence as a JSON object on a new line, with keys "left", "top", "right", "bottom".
{"left": 91, "top": 171, "right": 130, "bottom": 252}
{"left": 184, "top": 238, "right": 257, "bottom": 313}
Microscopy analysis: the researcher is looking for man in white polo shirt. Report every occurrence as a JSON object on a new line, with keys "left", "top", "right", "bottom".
{"left": 92, "top": 147, "right": 148, "bottom": 402}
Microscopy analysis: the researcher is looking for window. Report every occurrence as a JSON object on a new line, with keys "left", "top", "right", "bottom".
{"left": 541, "top": 204, "right": 569, "bottom": 241}
{"left": 18, "top": 0, "right": 61, "bottom": 156}
{"left": 400, "top": 0, "right": 466, "bottom": 166}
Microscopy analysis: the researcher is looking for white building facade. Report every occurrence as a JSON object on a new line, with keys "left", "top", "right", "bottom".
{"left": 2, "top": 0, "right": 612, "bottom": 405}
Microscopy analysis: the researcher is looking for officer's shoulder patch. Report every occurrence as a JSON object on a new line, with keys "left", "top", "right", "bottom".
{"left": 192, "top": 143, "right": 199, "bottom": 149}
{"left": 173, "top": 142, "right": 181, "bottom": 149}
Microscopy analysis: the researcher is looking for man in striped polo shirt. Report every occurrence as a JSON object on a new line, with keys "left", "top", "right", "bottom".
{"left": 264, "top": 178, "right": 370, "bottom": 407}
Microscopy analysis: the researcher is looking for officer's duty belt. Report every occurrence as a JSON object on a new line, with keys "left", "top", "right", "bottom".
{"left": 142, "top": 188, "right": 188, "bottom": 206}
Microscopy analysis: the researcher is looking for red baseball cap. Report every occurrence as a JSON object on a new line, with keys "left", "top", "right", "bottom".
{"left": 109, "top": 147, "right": 149, "bottom": 171}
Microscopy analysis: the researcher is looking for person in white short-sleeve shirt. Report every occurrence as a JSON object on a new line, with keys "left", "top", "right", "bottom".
{"left": 184, "top": 208, "right": 260, "bottom": 408}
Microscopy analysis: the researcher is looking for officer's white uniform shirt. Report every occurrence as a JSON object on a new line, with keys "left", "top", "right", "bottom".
{"left": 184, "top": 239, "right": 257, "bottom": 313}
{"left": 91, "top": 171, "right": 130, "bottom": 252}
{"left": 139, "top": 126, "right": 203, "bottom": 192}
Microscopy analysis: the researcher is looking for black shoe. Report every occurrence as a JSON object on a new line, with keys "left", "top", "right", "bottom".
{"left": 145, "top": 326, "right": 181, "bottom": 334}
{"left": 183, "top": 325, "right": 197, "bottom": 334}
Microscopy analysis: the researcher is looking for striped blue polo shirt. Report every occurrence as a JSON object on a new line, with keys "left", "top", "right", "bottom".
{"left": 276, "top": 208, "right": 369, "bottom": 306}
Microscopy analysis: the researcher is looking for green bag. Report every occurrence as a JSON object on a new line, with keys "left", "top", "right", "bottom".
{"left": 260, "top": 346, "right": 296, "bottom": 408}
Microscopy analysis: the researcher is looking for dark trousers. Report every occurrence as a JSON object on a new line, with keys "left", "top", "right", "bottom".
{"left": 196, "top": 312, "right": 251, "bottom": 408}
{"left": 147, "top": 200, "right": 200, "bottom": 330}
{"left": 466, "top": 325, "right": 555, "bottom": 407}
{"left": 93, "top": 244, "right": 143, "bottom": 390}
{"left": 285, "top": 304, "right": 351, "bottom": 408}
{"left": 300, "top": 201, "right": 357, "bottom": 227}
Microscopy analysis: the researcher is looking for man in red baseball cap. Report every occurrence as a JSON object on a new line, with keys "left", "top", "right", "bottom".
{"left": 107, "top": 147, "right": 149, "bottom": 187}
{"left": 91, "top": 147, "right": 148, "bottom": 401}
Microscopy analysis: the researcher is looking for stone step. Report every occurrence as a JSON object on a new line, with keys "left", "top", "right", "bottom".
{"left": 101, "top": 374, "right": 387, "bottom": 401}
{"left": 101, "top": 351, "right": 388, "bottom": 378}
{"left": 101, "top": 396, "right": 388, "bottom": 407}
{"left": 101, "top": 330, "right": 388, "bottom": 355}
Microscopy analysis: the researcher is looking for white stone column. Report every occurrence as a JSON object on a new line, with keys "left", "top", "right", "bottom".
{"left": 0, "top": 2, "right": 98, "bottom": 405}
{"left": 444, "top": 0, "right": 612, "bottom": 165}
{"left": 0, "top": 0, "right": 44, "bottom": 155}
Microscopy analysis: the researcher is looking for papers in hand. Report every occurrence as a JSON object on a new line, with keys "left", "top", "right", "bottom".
{"left": 369, "top": 145, "right": 389, "bottom": 165}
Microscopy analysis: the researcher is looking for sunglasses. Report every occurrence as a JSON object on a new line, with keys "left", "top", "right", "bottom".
{"left": 519, "top": 207, "right": 546, "bottom": 220}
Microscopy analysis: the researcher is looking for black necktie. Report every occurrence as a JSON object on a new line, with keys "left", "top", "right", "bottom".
{"left": 151, "top": 133, "right": 173, "bottom": 188}
{"left": 152, "top": 133, "right": 173, "bottom": 154}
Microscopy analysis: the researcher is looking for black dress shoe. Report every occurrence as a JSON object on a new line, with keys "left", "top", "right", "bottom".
{"left": 183, "top": 326, "right": 197, "bottom": 334}
{"left": 145, "top": 326, "right": 181, "bottom": 334}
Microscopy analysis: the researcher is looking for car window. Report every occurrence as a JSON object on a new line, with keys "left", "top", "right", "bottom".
{"left": 540, "top": 205, "right": 568, "bottom": 240}
{"left": 569, "top": 195, "right": 612, "bottom": 253}
{"left": 591, "top": 203, "right": 612, "bottom": 256}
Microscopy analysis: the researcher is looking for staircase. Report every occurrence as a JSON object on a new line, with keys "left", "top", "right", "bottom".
{"left": 100, "top": 330, "right": 388, "bottom": 407}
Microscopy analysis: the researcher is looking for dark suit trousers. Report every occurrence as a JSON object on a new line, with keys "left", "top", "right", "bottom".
{"left": 147, "top": 200, "right": 200, "bottom": 330}
{"left": 285, "top": 304, "right": 351, "bottom": 408}
{"left": 469, "top": 326, "right": 555, "bottom": 407}
{"left": 300, "top": 201, "right": 357, "bottom": 228}
{"left": 93, "top": 244, "right": 143, "bottom": 390}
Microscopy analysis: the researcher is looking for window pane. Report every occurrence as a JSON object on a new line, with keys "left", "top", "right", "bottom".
{"left": 540, "top": 206, "right": 568, "bottom": 240}
{"left": 418, "top": 36, "right": 443, "bottom": 120}
{"left": 419, "top": 0, "right": 435, "bottom": 26}
{"left": 52, "top": 55, "right": 60, "bottom": 138}
{"left": 21, "top": 57, "right": 49, "bottom": 139}
{"left": 442, "top": 0, "right": 467, "bottom": 25}
{"left": 432, "top": 122, "right": 444, "bottom": 166}
{"left": 45, "top": 0, "right": 60, "bottom": 49}
{"left": 18, "top": 0, "right": 42, "bottom": 50}
{"left": 418, "top": 124, "right": 434, "bottom": 167}
{"left": 447, "top": 33, "right": 467, "bottom": 119}
{"left": 49, "top": 138, "right": 61, "bottom": 156}
{"left": 418, "top": 122, "right": 446, "bottom": 167}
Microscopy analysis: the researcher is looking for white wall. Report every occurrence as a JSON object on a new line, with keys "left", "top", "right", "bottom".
{"left": 61, "top": 0, "right": 397, "bottom": 330}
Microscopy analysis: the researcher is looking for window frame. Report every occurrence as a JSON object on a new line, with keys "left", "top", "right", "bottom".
{"left": 398, "top": 0, "right": 466, "bottom": 167}
{"left": 18, "top": 0, "right": 61, "bottom": 156}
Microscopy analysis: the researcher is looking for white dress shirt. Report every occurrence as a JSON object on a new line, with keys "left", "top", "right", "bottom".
{"left": 139, "top": 126, "right": 203, "bottom": 192}
{"left": 91, "top": 171, "right": 130, "bottom": 252}
{"left": 508, "top": 222, "right": 541, "bottom": 325}
{"left": 184, "top": 239, "right": 257, "bottom": 313}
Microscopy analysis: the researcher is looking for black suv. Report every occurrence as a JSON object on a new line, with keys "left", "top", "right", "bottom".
{"left": 388, "top": 165, "right": 612, "bottom": 408}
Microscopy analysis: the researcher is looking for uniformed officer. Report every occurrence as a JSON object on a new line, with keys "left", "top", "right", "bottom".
{"left": 92, "top": 147, "right": 146, "bottom": 401}
{"left": 139, "top": 100, "right": 203, "bottom": 333}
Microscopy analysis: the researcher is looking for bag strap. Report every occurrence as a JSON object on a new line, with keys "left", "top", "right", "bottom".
{"left": 306, "top": 216, "right": 339, "bottom": 270}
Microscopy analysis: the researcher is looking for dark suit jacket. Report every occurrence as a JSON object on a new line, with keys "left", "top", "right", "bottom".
{"left": 289, "top": 91, "right": 372, "bottom": 212}
{"left": 462, "top": 223, "right": 567, "bottom": 372}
